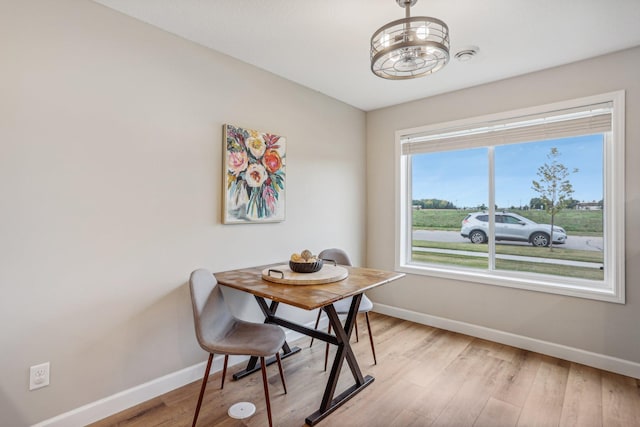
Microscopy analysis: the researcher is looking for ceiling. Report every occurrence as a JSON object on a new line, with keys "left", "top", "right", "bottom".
{"left": 93, "top": 0, "right": 640, "bottom": 111}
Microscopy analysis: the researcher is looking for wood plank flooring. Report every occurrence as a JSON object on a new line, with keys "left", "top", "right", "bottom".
{"left": 90, "top": 313, "right": 640, "bottom": 427}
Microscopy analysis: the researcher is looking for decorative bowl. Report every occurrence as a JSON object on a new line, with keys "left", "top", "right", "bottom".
{"left": 289, "top": 259, "right": 323, "bottom": 273}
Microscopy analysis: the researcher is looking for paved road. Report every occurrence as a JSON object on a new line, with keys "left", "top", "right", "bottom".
{"left": 413, "top": 230, "right": 603, "bottom": 252}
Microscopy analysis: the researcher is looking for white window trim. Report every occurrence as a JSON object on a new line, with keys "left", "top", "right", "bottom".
{"left": 395, "top": 91, "right": 625, "bottom": 303}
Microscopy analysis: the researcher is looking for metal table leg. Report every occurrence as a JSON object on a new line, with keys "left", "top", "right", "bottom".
{"left": 232, "top": 293, "right": 374, "bottom": 426}
{"left": 305, "top": 293, "right": 374, "bottom": 425}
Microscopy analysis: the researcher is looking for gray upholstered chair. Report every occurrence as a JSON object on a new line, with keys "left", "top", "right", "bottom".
{"left": 189, "top": 269, "right": 287, "bottom": 427}
{"left": 311, "top": 248, "right": 377, "bottom": 370}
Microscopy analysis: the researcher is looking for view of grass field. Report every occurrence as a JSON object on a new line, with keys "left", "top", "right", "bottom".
{"left": 411, "top": 209, "right": 604, "bottom": 280}
{"left": 411, "top": 251, "right": 604, "bottom": 280}
{"left": 412, "top": 240, "right": 604, "bottom": 263}
{"left": 412, "top": 208, "right": 603, "bottom": 235}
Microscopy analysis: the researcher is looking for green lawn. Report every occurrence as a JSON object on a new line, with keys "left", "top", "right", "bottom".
{"left": 412, "top": 240, "right": 604, "bottom": 263}
{"left": 410, "top": 208, "right": 604, "bottom": 280}
{"left": 412, "top": 208, "right": 603, "bottom": 235}
{"left": 411, "top": 239, "right": 604, "bottom": 280}
{"left": 411, "top": 249, "right": 604, "bottom": 280}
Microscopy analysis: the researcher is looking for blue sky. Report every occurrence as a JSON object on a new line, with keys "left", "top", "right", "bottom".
{"left": 411, "top": 134, "right": 604, "bottom": 209}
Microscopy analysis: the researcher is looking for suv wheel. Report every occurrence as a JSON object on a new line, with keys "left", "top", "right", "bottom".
{"left": 469, "top": 230, "right": 487, "bottom": 244}
{"left": 530, "top": 232, "right": 550, "bottom": 247}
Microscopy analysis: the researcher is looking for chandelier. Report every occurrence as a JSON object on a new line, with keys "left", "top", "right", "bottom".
{"left": 370, "top": 0, "right": 450, "bottom": 80}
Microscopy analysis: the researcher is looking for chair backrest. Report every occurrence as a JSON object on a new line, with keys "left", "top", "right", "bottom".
{"left": 318, "top": 248, "right": 353, "bottom": 266}
{"left": 189, "top": 269, "right": 235, "bottom": 352}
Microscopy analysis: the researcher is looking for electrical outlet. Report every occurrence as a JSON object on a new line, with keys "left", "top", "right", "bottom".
{"left": 29, "top": 362, "right": 50, "bottom": 390}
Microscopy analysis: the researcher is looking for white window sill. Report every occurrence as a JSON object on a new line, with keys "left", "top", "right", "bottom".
{"left": 397, "top": 262, "right": 624, "bottom": 304}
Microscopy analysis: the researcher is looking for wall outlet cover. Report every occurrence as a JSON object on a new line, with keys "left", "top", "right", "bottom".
{"left": 30, "top": 362, "right": 50, "bottom": 390}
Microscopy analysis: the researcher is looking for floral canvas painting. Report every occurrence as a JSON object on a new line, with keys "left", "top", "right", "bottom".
{"left": 223, "top": 124, "right": 286, "bottom": 223}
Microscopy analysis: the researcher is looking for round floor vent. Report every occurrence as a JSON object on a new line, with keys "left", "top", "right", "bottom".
{"left": 228, "top": 402, "right": 256, "bottom": 419}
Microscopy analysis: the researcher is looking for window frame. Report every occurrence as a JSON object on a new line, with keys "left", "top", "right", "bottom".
{"left": 395, "top": 91, "right": 625, "bottom": 303}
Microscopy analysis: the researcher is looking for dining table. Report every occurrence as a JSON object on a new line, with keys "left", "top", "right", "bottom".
{"left": 214, "top": 262, "right": 405, "bottom": 425}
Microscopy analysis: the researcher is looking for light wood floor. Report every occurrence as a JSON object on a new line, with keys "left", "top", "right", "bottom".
{"left": 90, "top": 313, "right": 640, "bottom": 427}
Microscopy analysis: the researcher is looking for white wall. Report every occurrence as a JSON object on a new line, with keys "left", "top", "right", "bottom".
{"left": 0, "top": 1, "right": 366, "bottom": 425}
{"left": 366, "top": 47, "right": 640, "bottom": 366}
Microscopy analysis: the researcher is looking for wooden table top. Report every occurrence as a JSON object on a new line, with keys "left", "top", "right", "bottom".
{"left": 214, "top": 263, "right": 405, "bottom": 311}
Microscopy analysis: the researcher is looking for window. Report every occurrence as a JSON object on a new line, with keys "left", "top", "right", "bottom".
{"left": 396, "top": 92, "right": 625, "bottom": 303}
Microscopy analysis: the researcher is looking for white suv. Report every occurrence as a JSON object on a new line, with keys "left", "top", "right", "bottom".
{"left": 460, "top": 212, "right": 567, "bottom": 247}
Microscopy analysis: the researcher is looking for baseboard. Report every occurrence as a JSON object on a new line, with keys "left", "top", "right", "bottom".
{"left": 373, "top": 303, "right": 640, "bottom": 379}
{"left": 31, "top": 327, "right": 314, "bottom": 427}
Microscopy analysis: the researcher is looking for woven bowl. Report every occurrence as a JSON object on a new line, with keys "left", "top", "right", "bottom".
{"left": 289, "top": 259, "right": 323, "bottom": 273}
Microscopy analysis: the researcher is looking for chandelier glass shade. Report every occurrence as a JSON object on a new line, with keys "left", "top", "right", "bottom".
{"left": 371, "top": 0, "right": 450, "bottom": 80}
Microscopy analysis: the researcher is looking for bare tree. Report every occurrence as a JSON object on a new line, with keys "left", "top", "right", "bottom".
{"left": 531, "top": 147, "right": 578, "bottom": 249}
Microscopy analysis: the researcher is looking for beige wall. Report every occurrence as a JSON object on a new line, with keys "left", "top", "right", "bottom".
{"left": 366, "top": 47, "right": 640, "bottom": 364}
{"left": 0, "top": 1, "right": 366, "bottom": 425}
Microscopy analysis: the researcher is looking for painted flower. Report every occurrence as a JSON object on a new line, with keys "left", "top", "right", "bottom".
{"left": 245, "top": 163, "right": 268, "bottom": 187}
{"left": 227, "top": 150, "right": 248, "bottom": 176}
{"left": 263, "top": 133, "right": 281, "bottom": 148}
{"left": 227, "top": 126, "right": 247, "bottom": 151}
{"left": 263, "top": 185, "right": 277, "bottom": 214}
{"left": 262, "top": 148, "right": 282, "bottom": 174}
{"left": 247, "top": 136, "right": 266, "bottom": 159}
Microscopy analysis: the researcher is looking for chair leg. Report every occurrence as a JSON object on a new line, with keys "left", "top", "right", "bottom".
{"left": 323, "top": 316, "right": 372, "bottom": 367}
{"left": 354, "top": 315, "right": 359, "bottom": 342}
{"left": 309, "top": 309, "right": 322, "bottom": 348}
{"left": 192, "top": 353, "right": 213, "bottom": 427}
{"left": 324, "top": 322, "right": 332, "bottom": 371}
{"left": 275, "top": 352, "right": 287, "bottom": 394}
{"left": 365, "top": 312, "right": 377, "bottom": 365}
{"left": 220, "top": 354, "right": 229, "bottom": 389}
{"left": 260, "top": 356, "right": 274, "bottom": 427}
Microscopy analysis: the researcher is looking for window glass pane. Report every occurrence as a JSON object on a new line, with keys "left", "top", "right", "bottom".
{"left": 411, "top": 148, "right": 488, "bottom": 269}
{"left": 493, "top": 136, "right": 604, "bottom": 280}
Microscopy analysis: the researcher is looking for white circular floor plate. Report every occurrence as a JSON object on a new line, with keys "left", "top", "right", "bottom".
{"left": 228, "top": 401, "right": 256, "bottom": 419}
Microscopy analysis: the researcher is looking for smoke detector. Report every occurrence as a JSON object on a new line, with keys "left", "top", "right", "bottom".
{"left": 454, "top": 46, "right": 480, "bottom": 62}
